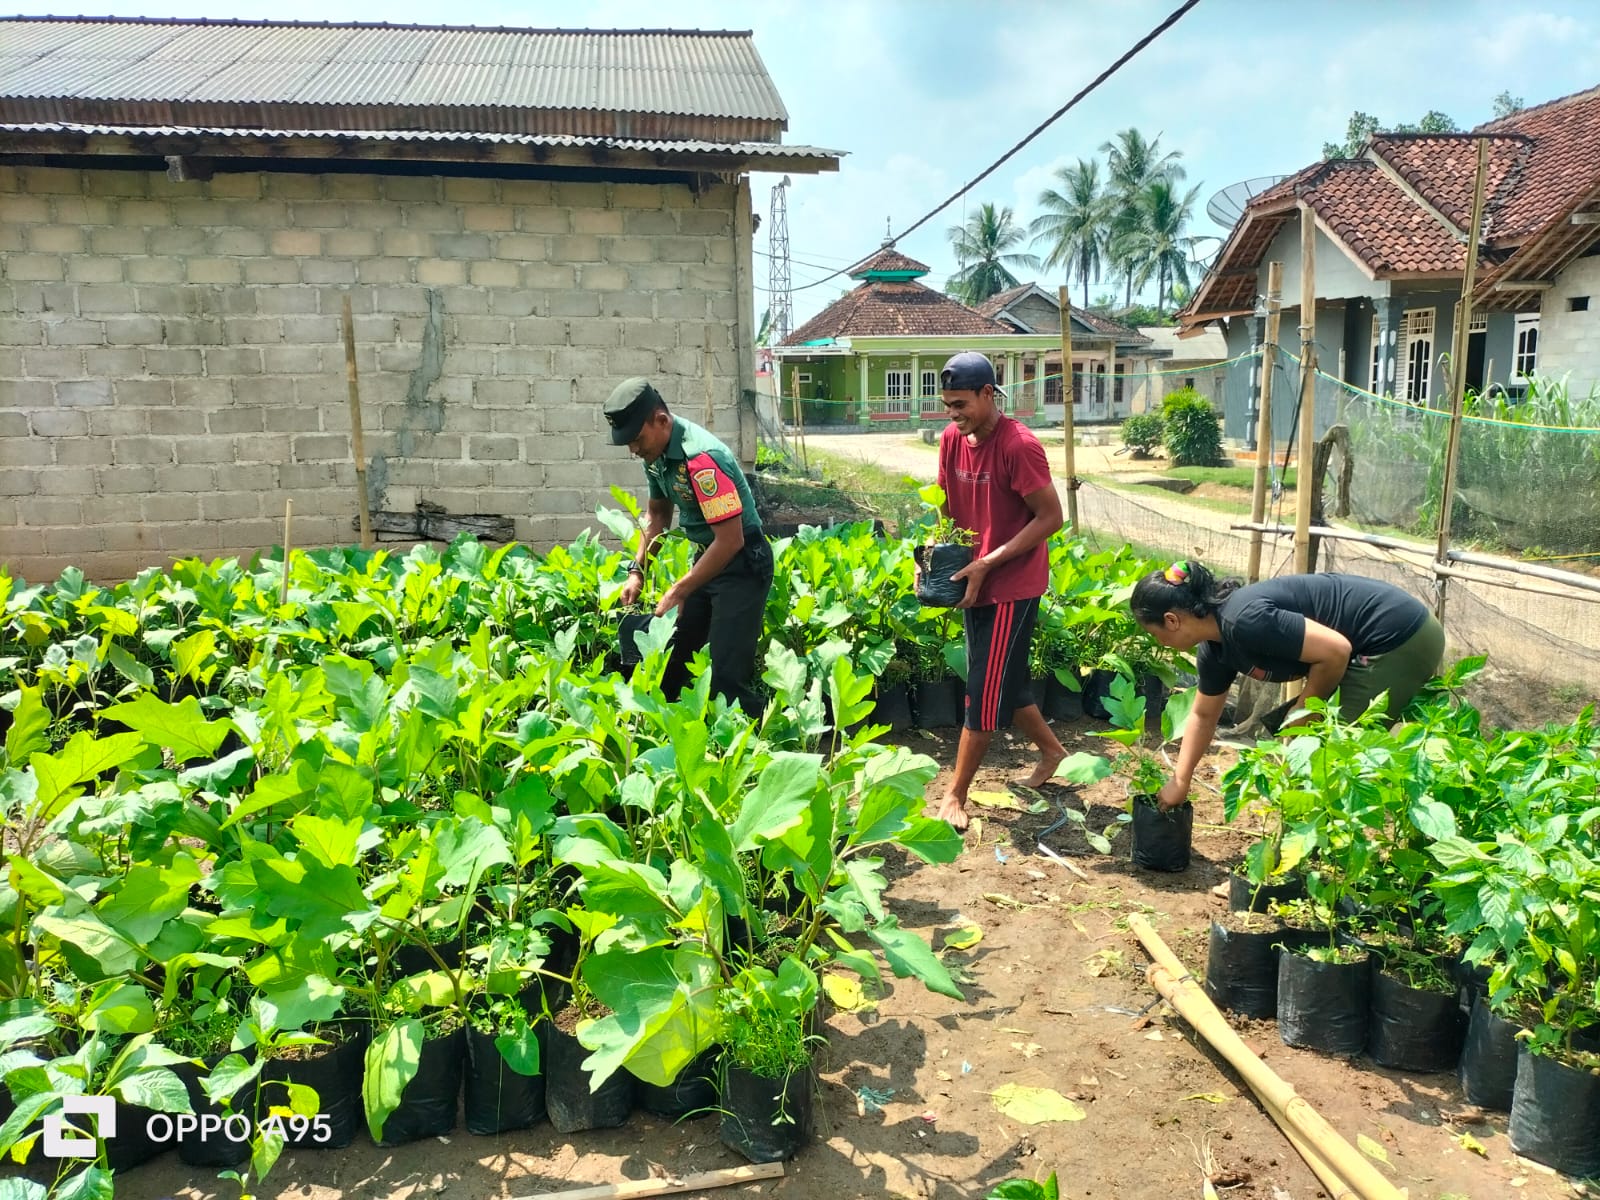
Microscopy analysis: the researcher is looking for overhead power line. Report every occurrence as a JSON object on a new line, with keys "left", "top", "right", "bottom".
{"left": 787, "top": 0, "right": 1204, "bottom": 293}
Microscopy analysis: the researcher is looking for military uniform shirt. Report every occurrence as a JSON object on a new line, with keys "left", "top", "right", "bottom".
{"left": 644, "top": 417, "right": 762, "bottom": 546}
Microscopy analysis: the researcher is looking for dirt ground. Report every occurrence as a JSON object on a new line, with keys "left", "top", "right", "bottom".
{"left": 122, "top": 716, "right": 1586, "bottom": 1200}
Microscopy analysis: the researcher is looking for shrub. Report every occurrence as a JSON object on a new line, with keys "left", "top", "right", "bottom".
{"left": 1160, "top": 387, "right": 1224, "bottom": 466}
{"left": 1119, "top": 412, "right": 1165, "bottom": 458}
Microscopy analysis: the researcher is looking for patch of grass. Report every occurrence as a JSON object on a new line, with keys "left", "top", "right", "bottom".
{"left": 756, "top": 447, "right": 927, "bottom": 534}
{"left": 1163, "top": 465, "right": 1298, "bottom": 491}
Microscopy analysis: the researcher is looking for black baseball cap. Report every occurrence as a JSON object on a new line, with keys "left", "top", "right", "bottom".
{"left": 604, "top": 378, "right": 667, "bottom": 445}
{"left": 940, "top": 351, "right": 997, "bottom": 392}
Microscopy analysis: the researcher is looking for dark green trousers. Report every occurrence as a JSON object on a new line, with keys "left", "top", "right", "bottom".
{"left": 662, "top": 534, "right": 774, "bottom": 717}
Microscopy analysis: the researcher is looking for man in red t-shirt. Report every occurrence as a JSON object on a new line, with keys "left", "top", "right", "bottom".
{"left": 931, "top": 351, "right": 1067, "bottom": 831}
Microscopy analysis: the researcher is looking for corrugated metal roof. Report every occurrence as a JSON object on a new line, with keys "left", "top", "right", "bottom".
{"left": 0, "top": 120, "right": 841, "bottom": 164}
{"left": 0, "top": 17, "right": 789, "bottom": 136}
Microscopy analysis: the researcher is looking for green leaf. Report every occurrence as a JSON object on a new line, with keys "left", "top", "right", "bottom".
{"left": 578, "top": 944, "right": 720, "bottom": 1088}
{"left": 52, "top": 1167, "right": 114, "bottom": 1200}
{"left": 201, "top": 1053, "right": 263, "bottom": 1105}
{"left": 98, "top": 857, "right": 200, "bottom": 944}
{"left": 363, "top": 1018, "right": 424, "bottom": 1143}
{"left": 895, "top": 816, "right": 963, "bottom": 864}
{"left": 114, "top": 1066, "right": 193, "bottom": 1114}
{"left": 100, "top": 693, "right": 232, "bottom": 764}
{"left": 1053, "top": 752, "right": 1113, "bottom": 786}
{"left": 433, "top": 818, "right": 512, "bottom": 889}
{"left": 869, "top": 919, "right": 964, "bottom": 999}
{"left": 82, "top": 982, "right": 155, "bottom": 1035}
{"left": 252, "top": 1121, "right": 286, "bottom": 1182}
{"left": 728, "top": 752, "right": 822, "bottom": 852}
{"left": 106, "top": 643, "right": 154, "bottom": 691}
{"left": 851, "top": 788, "right": 912, "bottom": 847}
{"left": 171, "top": 628, "right": 218, "bottom": 682}
{"left": 4, "top": 687, "right": 49, "bottom": 765}
{"left": 387, "top": 971, "right": 462, "bottom": 1011}
{"left": 32, "top": 913, "right": 139, "bottom": 978}
{"left": 291, "top": 814, "right": 364, "bottom": 871}
{"left": 1409, "top": 797, "right": 1457, "bottom": 842}
{"left": 494, "top": 1023, "right": 542, "bottom": 1076}
{"left": 0, "top": 1178, "right": 49, "bottom": 1200}
{"left": 29, "top": 730, "right": 145, "bottom": 815}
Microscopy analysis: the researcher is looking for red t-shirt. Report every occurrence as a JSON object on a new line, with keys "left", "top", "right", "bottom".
{"left": 937, "top": 416, "right": 1054, "bottom": 605}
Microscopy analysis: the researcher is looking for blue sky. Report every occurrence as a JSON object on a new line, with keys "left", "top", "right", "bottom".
{"left": 18, "top": 0, "right": 1600, "bottom": 323}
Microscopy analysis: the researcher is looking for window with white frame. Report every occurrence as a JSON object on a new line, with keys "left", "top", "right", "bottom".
{"left": 1468, "top": 312, "right": 1488, "bottom": 333}
{"left": 1513, "top": 312, "right": 1540, "bottom": 382}
{"left": 920, "top": 369, "right": 939, "bottom": 397}
{"left": 1401, "top": 308, "right": 1435, "bottom": 404}
{"left": 884, "top": 369, "right": 912, "bottom": 413}
{"left": 1369, "top": 315, "right": 1382, "bottom": 395}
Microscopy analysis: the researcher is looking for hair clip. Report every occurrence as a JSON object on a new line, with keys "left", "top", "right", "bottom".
{"left": 1163, "top": 560, "right": 1189, "bottom": 584}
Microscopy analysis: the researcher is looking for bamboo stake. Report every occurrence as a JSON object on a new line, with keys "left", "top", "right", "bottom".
{"left": 1058, "top": 286, "right": 1080, "bottom": 533}
{"left": 792, "top": 361, "right": 808, "bottom": 473}
{"left": 340, "top": 295, "right": 374, "bottom": 550}
{"left": 1129, "top": 914, "right": 1403, "bottom": 1200}
{"left": 1247, "top": 262, "right": 1284, "bottom": 583}
{"left": 279, "top": 498, "right": 293, "bottom": 606}
{"left": 508, "top": 1162, "right": 784, "bottom": 1200}
{"left": 1293, "top": 205, "right": 1318, "bottom": 574}
{"left": 1433, "top": 137, "right": 1492, "bottom": 624}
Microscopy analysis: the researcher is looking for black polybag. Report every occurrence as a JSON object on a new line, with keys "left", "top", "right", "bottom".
{"left": 1203, "top": 919, "right": 1298, "bottom": 1019}
{"left": 375, "top": 1028, "right": 464, "bottom": 1146}
{"left": 464, "top": 1025, "right": 546, "bottom": 1135}
{"left": 1367, "top": 969, "right": 1466, "bottom": 1071}
{"left": 1131, "top": 798, "right": 1192, "bottom": 872}
{"left": 1459, "top": 995, "right": 1519, "bottom": 1111}
{"left": 544, "top": 1024, "right": 634, "bottom": 1134}
{"left": 1509, "top": 1045, "right": 1600, "bottom": 1177}
{"left": 915, "top": 544, "right": 973, "bottom": 608}
{"left": 1277, "top": 951, "right": 1370, "bottom": 1055}
{"left": 635, "top": 1047, "right": 720, "bottom": 1120}
{"left": 719, "top": 1064, "right": 815, "bottom": 1163}
{"left": 174, "top": 1052, "right": 253, "bottom": 1167}
{"left": 261, "top": 1024, "right": 368, "bottom": 1150}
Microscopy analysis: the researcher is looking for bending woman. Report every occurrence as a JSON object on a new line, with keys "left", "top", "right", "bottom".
{"left": 1130, "top": 562, "right": 1446, "bottom": 810}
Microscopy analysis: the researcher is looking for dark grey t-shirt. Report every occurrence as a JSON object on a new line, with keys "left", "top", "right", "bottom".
{"left": 1195, "top": 574, "right": 1429, "bottom": 696}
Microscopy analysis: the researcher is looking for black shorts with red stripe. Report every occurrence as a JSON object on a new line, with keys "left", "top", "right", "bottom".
{"left": 962, "top": 597, "right": 1040, "bottom": 732}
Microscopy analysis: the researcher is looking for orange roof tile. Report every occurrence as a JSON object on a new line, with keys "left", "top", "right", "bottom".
{"left": 1471, "top": 84, "right": 1600, "bottom": 242}
{"left": 1301, "top": 160, "right": 1463, "bottom": 274}
{"left": 781, "top": 279, "right": 1013, "bottom": 343}
{"left": 846, "top": 245, "right": 931, "bottom": 277}
{"left": 1366, "top": 133, "right": 1530, "bottom": 232}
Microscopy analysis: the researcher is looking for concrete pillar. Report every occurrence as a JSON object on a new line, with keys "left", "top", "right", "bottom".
{"left": 857, "top": 353, "right": 870, "bottom": 423}
{"left": 910, "top": 351, "right": 921, "bottom": 423}
{"left": 1245, "top": 309, "right": 1266, "bottom": 450}
{"left": 1006, "top": 352, "right": 1019, "bottom": 414}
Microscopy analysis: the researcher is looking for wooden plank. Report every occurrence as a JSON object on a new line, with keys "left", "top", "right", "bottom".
{"left": 507, "top": 1161, "right": 785, "bottom": 1200}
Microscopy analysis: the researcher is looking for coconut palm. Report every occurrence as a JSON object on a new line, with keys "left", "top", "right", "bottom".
{"left": 1029, "top": 159, "right": 1110, "bottom": 308}
{"left": 945, "top": 203, "right": 1040, "bottom": 306}
{"left": 1113, "top": 179, "right": 1203, "bottom": 316}
{"left": 1100, "top": 129, "right": 1186, "bottom": 306}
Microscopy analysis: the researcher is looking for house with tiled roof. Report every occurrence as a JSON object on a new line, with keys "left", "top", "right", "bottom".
{"left": 771, "top": 249, "right": 1164, "bottom": 427}
{"left": 1180, "top": 83, "right": 1600, "bottom": 441}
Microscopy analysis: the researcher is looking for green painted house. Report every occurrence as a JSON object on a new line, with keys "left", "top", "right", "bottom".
{"left": 770, "top": 245, "right": 1153, "bottom": 426}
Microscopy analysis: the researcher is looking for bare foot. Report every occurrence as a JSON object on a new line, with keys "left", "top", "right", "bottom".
{"left": 937, "top": 794, "right": 970, "bottom": 831}
{"left": 1019, "top": 748, "right": 1066, "bottom": 789}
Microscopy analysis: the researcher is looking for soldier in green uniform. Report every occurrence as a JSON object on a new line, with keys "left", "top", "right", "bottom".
{"left": 605, "top": 378, "right": 772, "bottom": 715}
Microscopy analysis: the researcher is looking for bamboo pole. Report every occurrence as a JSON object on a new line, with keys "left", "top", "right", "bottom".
{"left": 792, "top": 362, "right": 808, "bottom": 473}
{"left": 1247, "top": 262, "right": 1284, "bottom": 582}
{"left": 1449, "top": 547, "right": 1600, "bottom": 595}
{"left": 1058, "top": 286, "right": 1080, "bottom": 533}
{"left": 279, "top": 498, "right": 293, "bottom": 606}
{"left": 1293, "top": 205, "right": 1318, "bottom": 574}
{"left": 1129, "top": 914, "right": 1403, "bottom": 1200}
{"left": 508, "top": 1162, "right": 784, "bottom": 1200}
{"left": 1433, "top": 137, "right": 1492, "bottom": 624}
{"left": 340, "top": 295, "right": 374, "bottom": 550}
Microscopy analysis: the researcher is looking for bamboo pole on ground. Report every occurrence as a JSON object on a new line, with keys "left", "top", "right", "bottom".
{"left": 1433, "top": 137, "right": 1492, "bottom": 624}
{"left": 279, "top": 498, "right": 293, "bottom": 606}
{"left": 1292, "top": 205, "right": 1319, "bottom": 574}
{"left": 1247, "top": 262, "right": 1284, "bottom": 582}
{"left": 1128, "top": 914, "right": 1403, "bottom": 1200}
{"left": 1058, "top": 286, "right": 1080, "bottom": 533}
{"left": 340, "top": 295, "right": 374, "bottom": 550}
{"left": 508, "top": 1162, "right": 784, "bottom": 1200}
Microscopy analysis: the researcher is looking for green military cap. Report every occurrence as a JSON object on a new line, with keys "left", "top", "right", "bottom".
{"left": 604, "top": 377, "right": 665, "bottom": 445}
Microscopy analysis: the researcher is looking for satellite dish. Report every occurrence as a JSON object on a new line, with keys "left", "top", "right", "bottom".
{"left": 1206, "top": 176, "right": 1290, "bottom": 229}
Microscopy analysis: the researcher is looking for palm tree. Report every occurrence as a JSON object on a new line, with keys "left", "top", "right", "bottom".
{"left": 1029, "top": 159, "right": 1110, "bottom": 308}
{"left": 1100, "top": 128, "right": 1186, "bottom": 307}
{"left": 1113, "top": 179, "right": 1203, "bottom": 316}
{"left": 945, "top": 203, "right": 1040, "bottom": 305}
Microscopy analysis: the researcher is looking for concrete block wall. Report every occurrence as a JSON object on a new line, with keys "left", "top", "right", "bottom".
{"left": 1537, "top": 255, "right": 1600, "bottom": 399}
{"left": 0, "top": 165, "right": 746, "bottom": 581}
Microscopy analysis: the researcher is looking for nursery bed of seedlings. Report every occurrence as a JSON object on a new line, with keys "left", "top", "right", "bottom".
{"left": 0, "top": 511, "right": 1175, "bottom": 1200}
